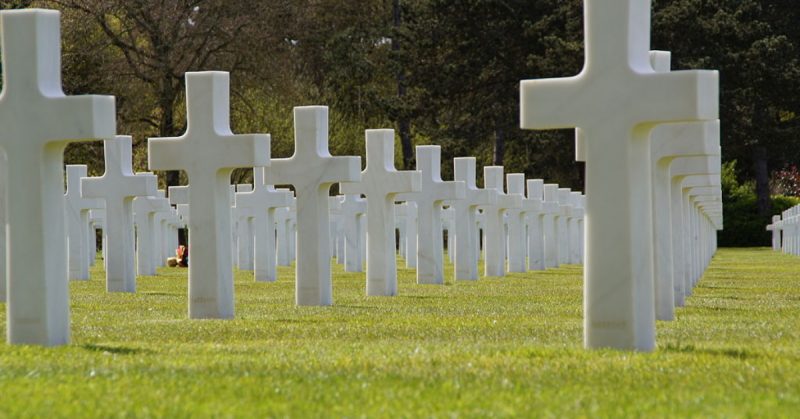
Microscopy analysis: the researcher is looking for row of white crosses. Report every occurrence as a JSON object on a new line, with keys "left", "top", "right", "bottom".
{"left": 521, "top": 0, "right": 722, "bottom": 351}
{"left": 768, "top": 207, "right": 800, "bottom": 255}
{"left": 312, "top": 154, "right": 586, "bottom": 285}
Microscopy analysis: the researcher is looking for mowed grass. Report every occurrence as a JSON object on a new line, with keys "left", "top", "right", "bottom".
{"left": 0, "top": 248, "right": 799, "bottom": 417}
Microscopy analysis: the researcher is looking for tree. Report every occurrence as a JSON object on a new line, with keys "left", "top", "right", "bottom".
{"left": 652, "top": 0, "right": 800, "bottom": 216}
{"left": 50, "top": 0, "right": 289, "bottom": 187}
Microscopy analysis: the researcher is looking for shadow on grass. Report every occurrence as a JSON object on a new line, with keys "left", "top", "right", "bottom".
{"left": 81, "top": 343, "right": 151, "bottom": 355}
{"left": 142, "top": 291, "right": 183, "bottom": 297}
{"left": 662, "top": 344, "right": 756, "bottom": 359}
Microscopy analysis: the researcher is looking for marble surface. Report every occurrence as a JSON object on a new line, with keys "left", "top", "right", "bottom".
{"left": 449, "top": 158, "right": 497, "bottom": 281}
{"left": 149, "top": 71, "right": 270, "bottom": 318}
{"left": 235, "top": 184, "right": 255, "bottom": 271}
{"left": 1, "top": 9, "right": 116, "bottom": 345}
{"left": 83, "top": 136, "right": 157, "bottom": 293}
{"left": 133, "top": 193, "right": 171, "bottom": 276}
{"left": 669, "top": 156, "right": 721, "bottom": 306}
{"left": 235, "top": 168, "right": 292, "bottom": 283}
{"left": 264, "top": 106, "right": 361, "bottom": 306}
{"left": 481, "top": 167, "right": 521, "bottom": 277}
{"left": 340, "top": 130, "right": 420, "bottom": 295}
{"left": 64, "top": 165, "right": 104, "bottom": 281}
{"left": 410, "top": 146, "right": 464, "bottom": 284}
{"left": 651, "top": 119, "right": 720, "bottom": 320}
{"left": 520, "top": 0, "right": 718, "bottom": 351}
{"left": 524, "top": 180, "right": 548, "bottom": 271}
{"left": 505, "top": 174, "right": 532, "bottom": 273}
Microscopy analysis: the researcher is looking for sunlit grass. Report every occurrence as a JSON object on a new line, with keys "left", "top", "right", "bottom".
{"left": 0, "top": 248, "right": 798, "bottom": 416}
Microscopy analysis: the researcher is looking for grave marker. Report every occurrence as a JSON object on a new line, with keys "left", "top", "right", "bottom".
{"left": 481, "top": 167, "right": 522, "bottom": 277}
{"left": 0, "top": 9, "right": 116, "bottom": 345}
{"left": 82, "top": 136, "right": 157, "bottom": 292}
{"left": 133, "top": 193, "right": 171, "bottom": 276}
{"left": 149, "top": 71, "right": 270, "bottom": 318}
{"left": 450, "top": 158, "right": 497, "bottom": 280}
{"left": 340, "top": 130, "right": 421, "bottom": 295}
{"left": 520, "top": 0, "right": 718, "bottom": 350}
{"left": 264, "top": 106, "right": 360, "bottom": 306}
{"left": 235, "top": 167, "right": 292, "bottom": 282}
{"left": 409, "top": 146, "right": 465, "bottom": 284}
{"left": 64, "top": 165, "right": 104, "bottom": 281}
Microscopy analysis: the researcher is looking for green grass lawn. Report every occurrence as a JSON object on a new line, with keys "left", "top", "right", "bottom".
{"left": 0, "top": 247, "right": 798, "bottom": 417}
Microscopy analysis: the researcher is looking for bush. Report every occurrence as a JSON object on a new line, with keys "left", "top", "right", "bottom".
{"left": 716, "top": 161, "right": 800, "bottom": 247}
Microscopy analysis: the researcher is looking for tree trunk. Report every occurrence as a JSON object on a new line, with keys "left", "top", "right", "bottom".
{"left": 754, "top": 145, "right": 770, "bottom": 216}
{"left": 493, "top": 126, "right": 505, "bottom": 166}
{"left": 393, "top": 0, "right": 414, "bottom": 170}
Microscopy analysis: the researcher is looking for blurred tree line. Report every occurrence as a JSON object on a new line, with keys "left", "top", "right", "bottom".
{"left": 2, "top": 0, "right": 799, "bottom": 243}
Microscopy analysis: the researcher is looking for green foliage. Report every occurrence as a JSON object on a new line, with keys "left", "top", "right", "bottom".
{"left": 1, "top": 248, "right": 799, "bottom": 416}
{"left": 719, "top": 161, "right": 800, "bottom": 246}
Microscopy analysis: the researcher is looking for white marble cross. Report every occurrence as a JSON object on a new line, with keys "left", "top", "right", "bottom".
{"left": 398, "top": 201, "right": 418, "bottom": 268}
{"left": 651, "top": 119, "right": 719, "bottom": 320}
{"left": 542, "top": 184, "right": 561, "bottom": 269}
{"left": 481, "top": 166, "right": 521, "bottom": 277}
{"left": 0, "top": 10, "right": 117, "bottom": 345}
{"left": 64, "top": 165, "right": 104, "bottom": 281}
{"left": 340, "top": 130, "right": 420, "bottom": 295}
{"left": 274, "top": 201, "right": 292, "bottom": 267}
{"left": 556, "top": 188, "right": 573, "bottom": 265}
{"left": 520, "top": 0, "right": 718, "bottom": 351}
{"left": 149, "top": 71, "right": 270, "bottom": 318}
{"left": 525, "top": 180, "right": 551, "bottom": 271}
{"left": 449, "top": 158, "right": 497, "bottom": 280}
{"left": 133, "top": 193, "right": 171, "bottom": 276}
{"left": 329, "top": 196, "right": 345, "bottom": 264}
{"left": 340, "top": 194, "right": 367, "bottom": 272}
{"left": 568, "top": 192, "right": 585, "bottom": 264}
{"left": 408, "top": 146, "right": 465, "bottom": 284}
{"left": 235, "top": 184, "right": 255, "bottom": 271}
{"left": 505, "top": 174, "right": 533, "bottom": 273}
{"left": 265, "top": 106, "right": 360, "bottom": 305}
{"left": 82, "top": 136, "right": 157, "bottom": 292}
{"left": 669, "top": 156, "right": 720, "bottom": 305}
{"left": 235, "top": 167, "right": 292, "bottom": 282}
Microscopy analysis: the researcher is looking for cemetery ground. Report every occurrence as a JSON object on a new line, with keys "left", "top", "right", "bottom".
{"left": 1, "top": 248, "right": 798, "bottom": 417}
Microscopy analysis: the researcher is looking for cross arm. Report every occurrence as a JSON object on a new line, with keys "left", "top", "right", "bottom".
{"left": 639, "top": 70, "right": 719, "bottom": 124}
{"left": 520, "top": 76, "right": 584, "bottom": 130}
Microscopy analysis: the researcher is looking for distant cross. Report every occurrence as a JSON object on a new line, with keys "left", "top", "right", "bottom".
{"left": 133, "top": 193, "right": 171, "bottom": 277}
{"left": 520, "top": 0, "right": 718, "bottom": 350}
{"left": 64, "top": 165, "right": 104, "bottom": 281}
{"left": 449, "top": 158, "right": 497, "bottom": 281}
{"left": 265, "top": 106, "right": 360, "bottom": 306}
{"left": 340, "top": 194, "right": 367, "bottom": 273}
{"left": 524, "top": 179, "right": 550, "bottom": 271}
{"left": 651, "top": 119, "right": 719, "bottom": 320}
{"left": 505, "top": 174, "right": 533, "bottom": 273}
{"left": 669, "top": 156, "right": 720, "bottom": 306}
{"left": 83, "top": 136, "right": 157, "bottom": 292}
{"left": 556, "top": 188, "right": 573, "bottom": 265}
{"left": 568, "top": 192, "right": 585, "bottom": 264}
{"left": 0, "top": 10, "right": 116, "bottom": 345}
{"left": 235, "top": 184, "right": 255, "bottom": 271}
{"left": 480, "top": 167, "right": 521, "bottom": 277}
{"left": 148, "top": 71, "right": 270, "bottom": 318}
{"left": 541, "top": 184, "right": 562, "bottom": 269}
{"left": 409, "top": 146, "right": 465, "bottom": 284}
{"left": 340, "top": 130, "right": 420, "bottom": 295}
{"left": 235, "top": 167, "right": 292, "bottom": 282}
{"left": 396, "top": 201, "right": 418, "bottom": 269}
